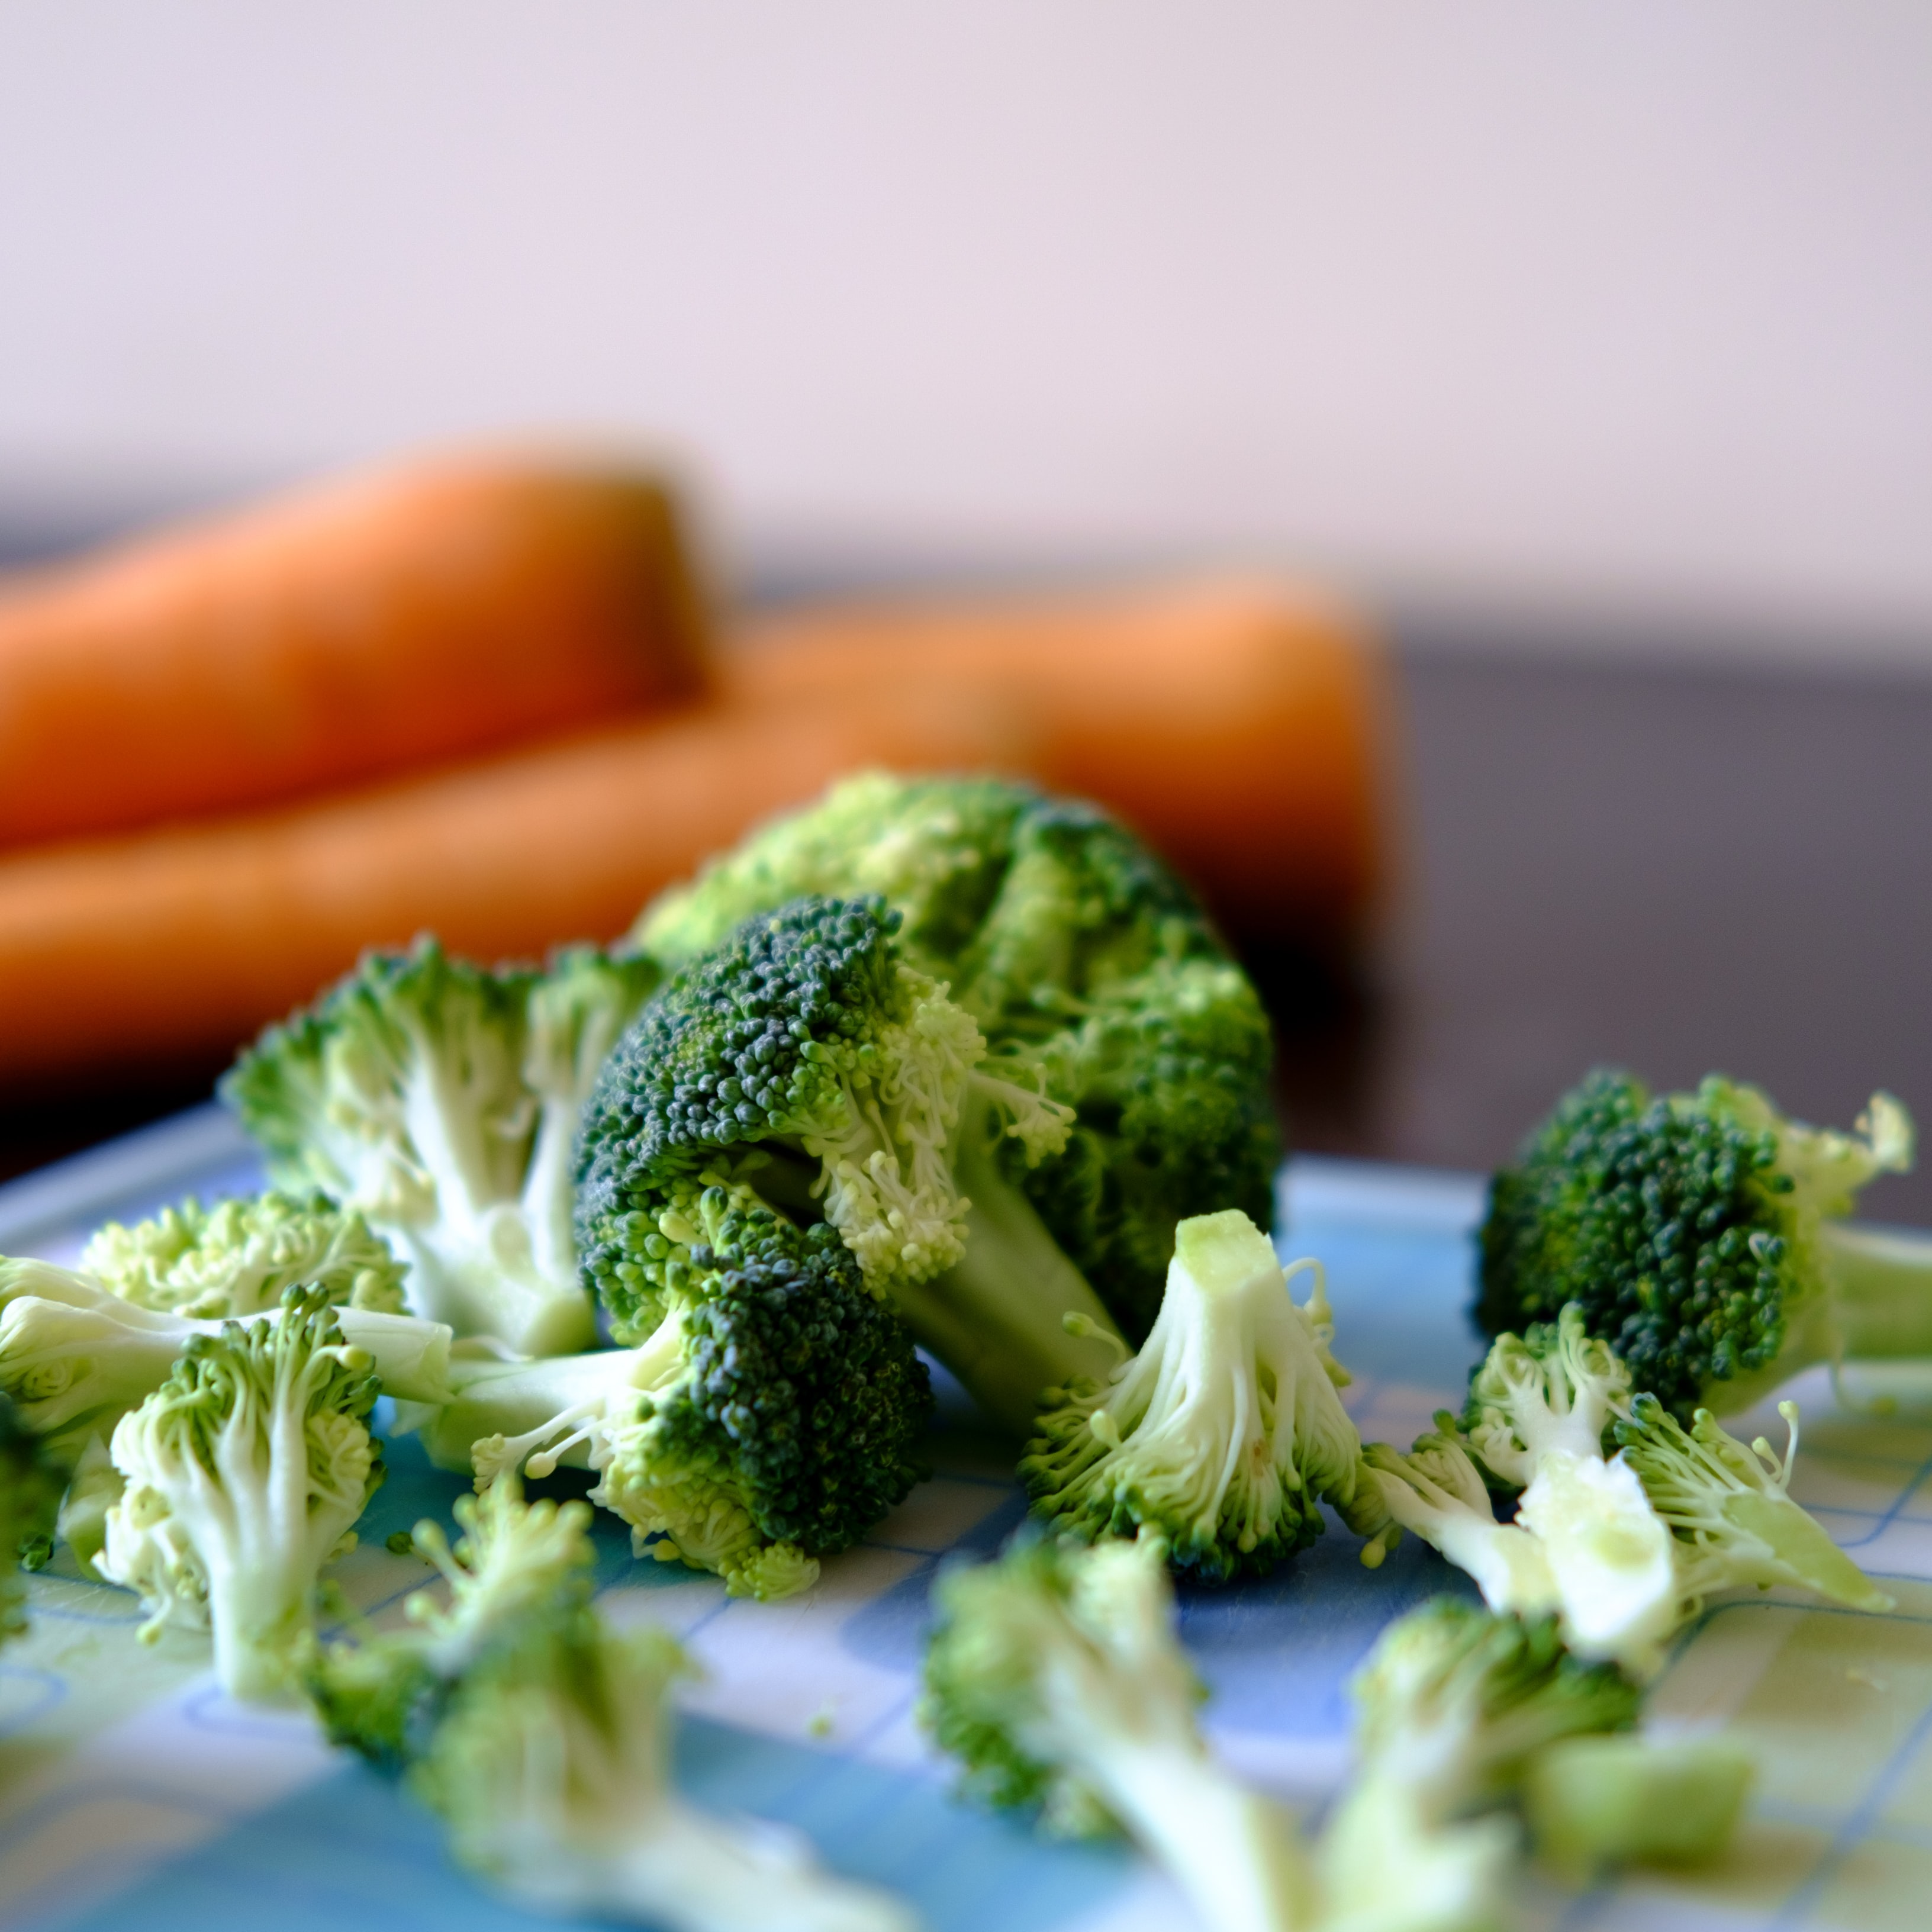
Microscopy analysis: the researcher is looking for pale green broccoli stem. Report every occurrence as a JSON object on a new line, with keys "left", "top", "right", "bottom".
{"left": 1319, "top": 1775, "right": 1513, "bottom": 1932}
{"left": 890, "top": 1089, "right": 1123, "bottom": 1434}
{"left": 1818, "top": 1222, "right": 1932, "bottom": 1360}
{"left": 1522, "top": 1733, "right": 1753, "bottom": 1878}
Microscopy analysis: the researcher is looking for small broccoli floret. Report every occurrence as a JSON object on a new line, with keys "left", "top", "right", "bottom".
{"left": 1354, "top": 1415, "right": 1560, "bottom": 1622}
{"left": 1020, "top": 1210, "right": 1360, "bottom": 1582}
{"left": 80, "top": 1190, "right": 407, "bottom": 1320}
{"left": 1464, "top": 1308, "right": 1678, "bottom": 1673}
{"left": 0, "top": 1257, "right": 451, "bottom": 1466}
{"left": 1320, "top": 1599, "right": 1641, "bottom": 1931}
{"left": 1614, "top": 1395, "right": 1895, "bottom": 1614}
{"left": 426, "top": 1191, "right": 932, "bottom": 1600}
{"left": 0, "top": 1393, "right": 62, "bottom": 1643}
{"left": 920, "top": 1531, "right": 1313, "bottom": 1932}
{"left": 1479, "top": 1070, "right": 1925, "bottom": 1418}
{"left": 578, "top": 894, "right": 1125, "bottom": 1433}
{"left": 1520, "top": 1732, "right": 1753, "bottom": 1879}
{"left": 222, "top": 938, "right": 659, "bottom": 1356}
{"left": 308, "top": 1474, "right": 596, "bottom": 1767}
{"left": 635, "top": 772, "right": 1282, "bottom": 1345}
{"left": 96, "top": 1285, "right": 385, "bottom": 1703}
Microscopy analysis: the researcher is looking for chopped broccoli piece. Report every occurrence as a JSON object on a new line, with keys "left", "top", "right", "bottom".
{"left": 97, "top": 1285, "right": 385, "bottom": 1703}
{"left": 1466, "top": 1309, "right": 1678, "bottom": 1672}
{"left": 578, "top": 894, "right": 1124, "bottom": 1433}
{"left": 635, "top": 772, "right": 1282, "bottom": 1344}
{"left": 222, "top": 938, "right": 659, "bottom": 1356}
{"left": 0, "top": 1392, "right": 62, "bottom": 1643}
{"left": 80, "top": 1190, "right": 407, "bottom": 1320}
{"left": 1520, "top": 1731, "right": 1753, "bottom": 1878}
{"left": 920, "top": 1531, "right": 1313, "bottom": 1932}
{"left": 1479, "top": 1070, "right": 1925, "bottom": 1418}
{"left": 1321, "top": 1599, "right": 1640, "bottom": 1930}
{"left": 1020, "top": 1210, "right": 1361, "bottom": 1581}
{"left": 0, "top": 1257, "right": 450, "bottom": 1466}
{"left": 1354, "top": 1413, "right": 1560, "bottom": 1621}
{"left": 1615, "top": 1395, "right": 1895, "bottom": 1614}
{"left": 426, "top": 1189, "right": 932, "bottom": 1599}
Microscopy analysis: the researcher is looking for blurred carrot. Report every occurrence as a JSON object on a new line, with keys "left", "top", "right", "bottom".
{"left": 0, "top": 685, "right": 1035, "bottom": 1087}
{"left": 0, "top": 455, "right": 709, "bottom": 849}
{"left": 718, "top": 577, "right": 1392, "bottom": 944}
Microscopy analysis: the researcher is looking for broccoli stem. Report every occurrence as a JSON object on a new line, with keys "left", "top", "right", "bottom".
{"left": 889, "top": 1110, "right": 1124, "bottom": 1435}
{"left": 1821, "top": 1222, "right": 1932, "bottom": 1358}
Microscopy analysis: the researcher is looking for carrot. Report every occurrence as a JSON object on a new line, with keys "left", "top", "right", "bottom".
{"left": 0, "top": 685, "right": 1036, "bottom": 1088}
{"left": 0, "top": 455, "right": 709, "bottom": 849}
{"left": 718, "top": 577, "right": 1392, "bottom": 944}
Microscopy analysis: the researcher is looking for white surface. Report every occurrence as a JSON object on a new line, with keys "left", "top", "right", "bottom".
{"left": 2, "top": 5, "right": 1931, "bottom": 646}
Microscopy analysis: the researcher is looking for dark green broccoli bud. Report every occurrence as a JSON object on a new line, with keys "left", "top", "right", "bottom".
{"left": 0, "top": 1392, "right": 63, "bottom": 1641}
{"left": 578, "top": 894, "right": 1123, "bottom": 1432}
{"left": 1478, "top": 1070, "right": 1924, "bottom": 1418}
{"left": 223, "top": 938, "right": 659, "bottom": 1357}
{"left": 634, "top": 772, "right": 1281, "bottom": 1344}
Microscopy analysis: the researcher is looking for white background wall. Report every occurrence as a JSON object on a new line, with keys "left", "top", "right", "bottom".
{"left": 3, "top": 4, "right": 1930, "bottom": 647}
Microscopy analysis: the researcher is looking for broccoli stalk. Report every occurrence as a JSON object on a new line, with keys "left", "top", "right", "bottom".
{"left": 1614, "top": 1395, "right": 1895, "bottom": 1614}
{"left": 223, "top": 940, "right": 659, "bottom": 1357}
{"left": 1354, "top": 1416, "right": 1561, "bottom": 1622}
{"left": 1, "top": 1257, "right": 451, "bottom": 1466}
{"left": 1321, "top": 1599, "right": 1643, "bottom": 1930}
{"left": 1479, "top": 1071, "right": 1932, "bottom": 1418}
{"left": 920, "top": 1532, "right": 1313, "bottom": 1932}
{"left": 1020, "top": 1210, "right": 1362, "bottom": 1580}
{"left": 97, "top": 1286, "right": 386, "bottom": 1703}
{"left": 1466, "top": 1310, "right": 1678, "bottom": 1673}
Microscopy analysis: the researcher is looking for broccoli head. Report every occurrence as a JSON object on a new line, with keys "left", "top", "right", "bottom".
{"left": 1021, "top": 1209, "right": 1361, "bottom": 1582}
{"left": 1479, "top": 1070, "right": 1923, "bottom": 1418}
{"left": 578, "top": 894, "right": 1123, "bottom": 1432}
{"left": 427, "top": 1188, "right": 932, "bottom": 1599}
{"left": 223, "top": 938, "right": 659, "bottom": 1356}
{"left": 97, "top": 1284, "right": 385, "bottom": 1703}
{"left": 0, "top": 1392, "right": 62, "bottom": 1641}
{"left": 634, "top": 772, "right": 1281, "bottom": 1343}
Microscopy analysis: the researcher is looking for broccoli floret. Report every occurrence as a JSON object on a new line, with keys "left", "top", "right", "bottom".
{"left": 96, "top": 1284, "right": 385, "bottom": 1703}
{"left": 0, "top": 1393, "right": 62, "bottom": 1642}
{"left": 1020, "top": 1210, "right": 1360, "bottom": 1581}
{"left": 1354, "top": 1414, "right": 1560, "bottom": 1622}
{"left": 0, "top": 1256, "right": 451, "bottom": 1467}
{"left": 80, "top": 1190, "right": 407, "bottom": 1320}
{"left": 920, "top": 1531, "right": 1313, "bottom": 1932}
{"left": 1320, "top": 1599, "right": 1640, "bottom": 1930}
{"left": 578, "top": 894, "right": 1124, "bottom": 1433}
{"left": 1520, "top": 1732, "right": 1753, "bottom": 1878}
{"left": 1614, "top": 1395, "right": 1895, "bottom": 1614}
{"left": 222, "top": 938, "right": 659, "bottom": 1357}
{"left": 1465, "top": 1309, "right": 1678, "bottom": 1673}
{"left": 309, "top": 1474, "right": 597, "bottom": 1767}
{"left": 635, "top": 772, "right": 1282, "bottom": 1344}
{"left": 1479, "top": 1070, "right": 1924, "bottom": 1418}
{"left": 425, "top": 1189, "right": 932, "bottom": 1599}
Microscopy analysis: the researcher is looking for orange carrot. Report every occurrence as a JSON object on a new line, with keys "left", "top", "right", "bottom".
{"left": 0, "top": 685, "right": 1035, "bottom": 1088}
{"left": 0, "top": 455, "right": 709, "bottom": 849}
{"left": 719, "top": 577, "right": 1392, "bottom": 944}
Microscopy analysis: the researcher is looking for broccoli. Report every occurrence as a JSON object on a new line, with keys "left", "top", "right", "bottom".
{"left": 96, "top": 1284, "right": 385, "bottom": 1703}
{"left": 1353, "top": 1414, "right": 1560, "bottom": 1622}
{"left": 920, "top": 1530, "right": 1313, "bottom": 1932}
{"left": 1020, "top": 1209, "right": 1361, "bottom": 1581}
{"left": 0, "top": 1256, "right": 451, "bottom": 1467}
{"left": 0, "top": 1392, "right": 62, "bottom": 1642}
{"left": 1479, "top": 1070, "right": 1928, "bottom": 1418}
{"left": 80, "top": 1189, "right": 407, "bottom": 1319}
{"left": 1614, "top": 1395, "right": 1895, "bottom": 1614}
{"left": 634, "top": 772, "right": 1282, "bottom": 1344}
{"left": 423, "top": 1188, "right": 932, "bottom": 1600}
{"left": 577, "top": 893, "right": 1125, "bottom": 1434}
{"left": 1465, "top": 1309, "right": 1678, "bottom": 1672}
{"left": 1319, "top": 1599, "right": 1641, "bottom": 1930}
{"left": 222, "top": 938, "right": 660, "bottom": 1357}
